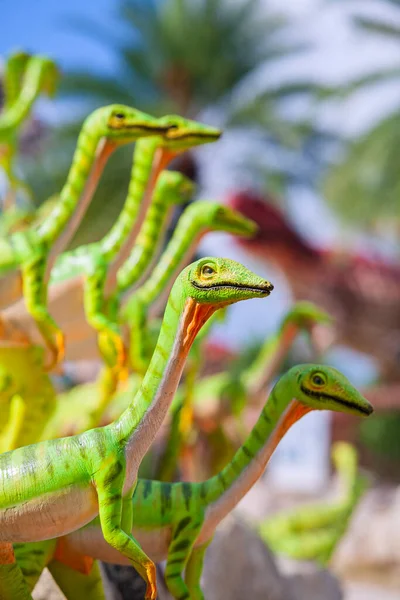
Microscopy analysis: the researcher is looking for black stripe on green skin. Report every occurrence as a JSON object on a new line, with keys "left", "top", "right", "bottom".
{"left": 182, "top": 483, "right": 192, "bottom": 511}
{"left": 174, "top": 517, "right": 192, "bottom": 538}
{"left": 171, "top": 539, "right": 191, "bottom": 553}
{"left": 161, "top": 483, "right": 173, "bottom": 517}
{"left": 102, "top": 461, "right": 124, "bottom": 488}
{"left": 299, "top": 385, "right": 371, "bottom": 416}
{"left": 142, "top": 479, "right": 152, "bottom": 500}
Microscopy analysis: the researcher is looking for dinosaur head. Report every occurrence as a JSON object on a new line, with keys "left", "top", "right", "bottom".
{"left": 158, "top": 114, "right": 221, "bottom": 151}
{"left": 186, "top": 202, "right": 258, "bottom": 238}
{"left": 183, "top": 257, "right": 273, "bottom": 307}
{"left": 156, "top": 170, "right": 195, "bottom": 205}
{"left": 89, "top": 104, "right": 171, "bottom": 144}
{"left": 175, "top": 257, "right": 273, "bottom": 349}
{"left": 37, "top": 56, "right": 60, "bottom": 97}
{"left": 281, "top": 301, "right": 332, "bottom": 331}
{"left": 290, "top": 364, "right": 373, "bottom": 418}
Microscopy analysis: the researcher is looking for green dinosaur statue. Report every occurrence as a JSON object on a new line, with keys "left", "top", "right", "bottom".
{"left": 0, "top": 104, "right": 170, "bottom": 368}
{"left": 123, "top": 201, "right": 258, "bottom": 374}
{"left": 0, "top": 53, "right": 59, "bottom": 206}
{"left": 14, "top": 365, "right": 373, "bottom": 600}
{"left": 259, "top": 441, "right": 369, "bottom": 565}
{"left": 0, "top": 257, "right": 273, "bottom": 600}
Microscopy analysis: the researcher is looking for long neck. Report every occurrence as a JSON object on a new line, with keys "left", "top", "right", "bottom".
{"left": 0, "top": 59, "right": 44, "bottom": 133}
{"left": 115, "top": 184, "right": 176, "bottom": 294}
{"left": 37, "top": 112, "right": 111, "bottom": 248}
{"left": 134, "top": 207, "right": 208, "bottom": 308}
{"left": 102, "top": 140, "right": 174, "bottom": 271}
{"left": 201, "top": 376, "right": 311, "bottom": 521}
{"left": 241, "top": 322, "right": 299, "bottom": 398}
{"left": 112, "top": 293, "right": 216, "bottom": 489}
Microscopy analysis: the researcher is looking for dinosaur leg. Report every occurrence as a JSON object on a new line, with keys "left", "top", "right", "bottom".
{"left": 184, "top": 540, "right": 211, "bottom": 600}
{"left": 21, "top": 256, "right": 64, "bottom": 369}
{"left": 48, "top": 559, "right": 107, "bottom": 600}
{"left": 95, "top": 462, "right": 156, "bottom": 599}
{"left": 0, "top": 542, "right": 33, "bottom": 599}
{"left": 14, "top": 540, "right": 56, "bottom": 593}
{"left": 84, "top": 267, "right": 127, "bottom": 377}
{"left": 164, "top": 517, "right": 203, "bottom": 600}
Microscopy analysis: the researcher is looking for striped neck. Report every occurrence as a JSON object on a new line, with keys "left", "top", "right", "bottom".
{"left": 201, "top": 374, "right": 312, "bottom": 523}
{"left": 112, "top": 290, "right": 216, "bottom": 488}
{"left": 136, "top": 206, "right": 209, "bottom": 308}
{"left": 103, "top": 139, "right": 175, "bottom": 275}
{"left": 37, "top": 110, "right": 106, "bottom": 247}
{"left": 115, "top": 182, "right": 176, "bottom": 294}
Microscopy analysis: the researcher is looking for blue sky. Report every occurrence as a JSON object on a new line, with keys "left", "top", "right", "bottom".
{"left": 0, "top": 0, "right": 118, "bottom": 72}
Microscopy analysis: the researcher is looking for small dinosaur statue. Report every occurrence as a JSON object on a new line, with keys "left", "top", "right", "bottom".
{"left": 0, "top": 256, "right": 273, "bottom": 600}
{"left": 259, "top": 441, "right": 369, "bottom": 565}
{"left": 0, "top": 104, "right": 170, "bottom": 368}
{"left": 14, "top": 365, "right": 373, "bottom": 600}
{"left": 0, "top": 52, "right": 59, "bottom": 206}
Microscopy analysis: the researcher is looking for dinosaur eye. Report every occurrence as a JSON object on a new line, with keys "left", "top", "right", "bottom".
{"left": 312, "top": 373, "right": 325, "bottom": 386}
{"left": 168, "top": 124, "right": 179, "bottom": 130}
{"left": 114, "top": 112, "right": 125, "bottom": 119}
{"left": 201, "top": 264, "right": 216, "bottom": 277}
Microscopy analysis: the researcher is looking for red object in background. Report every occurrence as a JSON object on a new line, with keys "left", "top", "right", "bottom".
{"left": 229, "top": 192, "right": 400, "bottom": 386}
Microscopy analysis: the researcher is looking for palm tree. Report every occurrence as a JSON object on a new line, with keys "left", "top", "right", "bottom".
{"left": 22, "top": 0, "right": 330, "bottom": 245}
{"left": 322, "top": 0, "right": 400, "bottom": 229}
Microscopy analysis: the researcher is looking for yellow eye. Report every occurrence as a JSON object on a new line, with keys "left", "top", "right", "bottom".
{"left": 201, "top": 264, "right": 216, "bottom": 277}
{"left": 312, "top": 373, "right": 325, "bottom": 386}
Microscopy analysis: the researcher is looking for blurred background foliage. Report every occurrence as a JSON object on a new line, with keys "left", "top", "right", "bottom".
{"left": 323, "top": 0, "right": 400, "bottom": 230}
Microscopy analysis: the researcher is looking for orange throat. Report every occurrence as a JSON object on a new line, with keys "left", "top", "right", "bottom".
{"left": 181, "top": 298, "right": 217, "bottom": 352}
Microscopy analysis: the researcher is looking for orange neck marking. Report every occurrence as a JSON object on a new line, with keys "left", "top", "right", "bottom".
{"left": 182, "top": 298, "right": 216, "bottom": 351}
